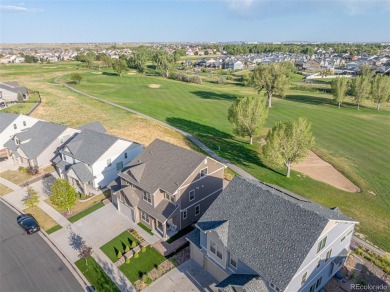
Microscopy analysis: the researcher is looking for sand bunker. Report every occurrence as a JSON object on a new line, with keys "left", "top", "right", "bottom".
{"left": 90, "top": 71, "right": 102, "bottom": 74}
{"left": 293, "top": 151, "right": 360, "bottom": 193}
{"left": 128, "top": 71, "right": 137, "bottom": 75}
{"left": 148, "top": 84, "right": 161, "bottom": 88}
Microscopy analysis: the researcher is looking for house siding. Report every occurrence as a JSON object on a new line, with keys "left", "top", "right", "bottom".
{"left": 285, "top": 220, "right": 356, "bottom": 292}
{"left": 0, "top": 115, "right": 39, "bottom": 150}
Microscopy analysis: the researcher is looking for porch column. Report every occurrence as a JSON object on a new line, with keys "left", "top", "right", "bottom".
{"left": 163, "top": 223, "right": 167, "bottom": 240}
{"left": 83, "top": 182, "right": 88, "bottom": 194}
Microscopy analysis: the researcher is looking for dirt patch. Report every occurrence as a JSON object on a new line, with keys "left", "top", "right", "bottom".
{"left": 90, "top": 71, "right": 102, "bottom": 74}
{"left": 127, "top": 72, "right": 136, "bottom": 75}
{"left": 148, "top": 84, "right": 160, "bottom": 88}
{"left": 293, "top": 151, "right": 360, "bottom": 193}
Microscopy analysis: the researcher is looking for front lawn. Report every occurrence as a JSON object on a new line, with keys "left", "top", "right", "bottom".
{"left": 68, "top": 202, "right": 104, "bottom": 223}
{"left": 0, "top": 166, "right": 54, "bottom": 185}
{"left": 138, "top": 222, "right": 153, "bottom": 235}
{"left": 100, "top": 230, "right": 140, "bottom": 262}
{"left": 75, "top": 256, "right": 119, "bottom": 292}
{"left": 0, "top": 183, "right": 12, "bottom": 196}
{"left": 23, "top": 206, "right": 59, "bottom": 231}
{"left": 119, "top": 246, "right": 166, "bottom": 283}
{"left": 46, "top": 224, "right": 62, "bottom": 234}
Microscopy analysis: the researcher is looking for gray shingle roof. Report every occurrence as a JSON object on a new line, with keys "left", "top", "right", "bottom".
{"left": 12, "top": 121, "right": 67, "bottom": 159}
{"left": 197, "top": 177, "right": 355, "bottom": 291}
{"left": 0, "top": 83, "right": 27, "bottom": 95}
{"left": 64, "top": 130, "right": 118, "bottom": 164}
{"left": 215, "top": 274, "right": 270, "bottom": 292}
{"left": 119, "top": 139, "right": 206, "bottom": 194}
{"left": 68, "top": 163, "right": 94, "bottom": 182}
{"left": 0, "top": 113, "right": 19, "bottom": 133}
{"left": 77, "top": 121, "right": 107, "bottom": 133}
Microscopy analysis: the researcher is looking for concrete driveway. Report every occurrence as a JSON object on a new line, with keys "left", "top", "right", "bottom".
{"left": 0, "top": 157, "right": 17, "bottom": 172}
{"left": 143, "top": 259, "right": 217, "bottom": 292}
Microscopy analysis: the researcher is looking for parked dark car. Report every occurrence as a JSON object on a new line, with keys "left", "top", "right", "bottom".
{"left": 17, "top": 214, "right": 40, "bottom": 234}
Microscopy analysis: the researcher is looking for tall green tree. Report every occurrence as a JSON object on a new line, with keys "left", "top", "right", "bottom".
{"left": 112, "top": 59, "right": 128, "bottom": 77}
{"left": 17, "top": 91, "right": 24, "bottom": 102}
{"left": 249, "top": 63, "right": 290, "bottom": 108}
{"left": 70, "top": 73, "right": 83, "bottom": 84}
{"left": 127, "top": 47, "right": 149, "bottom": 74}
{"left": 23, "top": 187, "right": 40, "bottom": 209}
{"left": 85, "top": 51, "right": 96, "bottom": 68}
{"left": 331, "top": 77, "right": 349, "bottom": 108}
{"left": 350, "top": 71, "right": 371, "bottom": 110}
{"left": 263, "top": 117, "right": 315, "bottom": 177}
{"left": 228, "top": 96, "right": 268, "bottom": 145}
{"left": 100, "top": 55, "right": 112, "bottom": 68}
{"left": 50, "top": 179, "right": 77, "bottom": 214}
{"left": 370, "top": 76, "right": 390, "bottom": 110}
{"left": 153, "top": 51, "right": 175, "bottom": 78}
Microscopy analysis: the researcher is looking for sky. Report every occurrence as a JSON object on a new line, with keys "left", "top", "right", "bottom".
{"left": 0, "top": 0, "right": 389, "bottom": 43}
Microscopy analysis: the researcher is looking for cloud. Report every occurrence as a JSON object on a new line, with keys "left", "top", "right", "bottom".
{"left": 225, "top": 0, "right": 390, "bottom": 18}
{"left": 0, "top": 5, "right": 44, "bottom": 13}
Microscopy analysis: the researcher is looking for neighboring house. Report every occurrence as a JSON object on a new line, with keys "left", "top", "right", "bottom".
{"left": 53, "top": 122, "right": 143, "bottom": 195}
{"left": 223, "top": 60, "right": 244, "bottom": 70}
{"left": 0, "top": 82, "right": 28, "bottom": 102}
{"left": 302, "top": 60, "right": 321, "bottom": 71}
{"left": 110, "top": 139, "right": 225, "bottom": 240}
{"left": 4, "top": 121, "right": 78, "bottom": 168}
{"left": 0, "top": 113, "right": 40, "bottom": 151}
{"left": 187, "top": 177, "right": 357, "bottom": 292}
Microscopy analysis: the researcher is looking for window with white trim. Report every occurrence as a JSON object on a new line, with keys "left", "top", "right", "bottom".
{"left": 301, "top": 272, "right": 307, "bottom": 285}
{"left": 189, "top": 189, "right": 195, "bottom": 201}
{"left": 183, "top": 210, "right": 187, "bottom": 219}
{"left": 195, "top": 204, "right": 200, "bottom": 216}
{"left": 200, "top": 168, "right": 208, "bottom": 177}
{"left": 143, "top": 192, "right": 152, "bottom": 204}
{"left": 317, "top": 236, "right": 327, "bottom": 253}
{"left": 209, "top": 240, "right": 223, "bottom": 260}
{"left": 230, "top": 254, "right": 238, "bottom": 269}
{"left": 141, "top": 210, "right": 150, "bottom": 223}
{"left": 326, "top": 249, "right": 332, "bottom": 262}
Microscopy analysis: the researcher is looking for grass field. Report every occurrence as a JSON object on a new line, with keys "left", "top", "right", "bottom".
{"left": 23, "top": 206, "right": 59, "bottom": 231}
{"left": 68, "top": 202, "right": 104, "bottom": 223}
{"left": 75, "top": 256, "right": 119, "bottom": 292}
{"left": 60, "top": 70, "right": 390, "bottom": 250}
{"left": 1, "top": 63, "right": 389, "bottom": 251}
{"left": 100, "top": 230, "right": 140, "bottom": 262}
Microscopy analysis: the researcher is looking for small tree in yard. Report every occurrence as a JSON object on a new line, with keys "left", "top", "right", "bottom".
{"left": 78, "top": 242, "right": 93, "bottom": 265}
{"left": 131, "top": 241, "right": 137, "bottom": 248}
{"left": 263, "top": 117, "right": 315, "bottom": 177}
{"left": 50, "top": 179, "right": 77, "bottom": 214}
{"left": 331, "top": 77, "right": 349, "bottom": 108}
{"left": 23, "top": 187, "right": 40, "bottom": 209}
{"left": 17, "top": 91, "right": 24, "bottom": 102}
{"left": 370, "top": 76, "right": 390, "bottom": 110}
{"left": 70, "top": 73, "right": 83, "bottom": 84}
{"left": 228, "top": 96, "right": 268, "bottom": 145}
{"left": 125, "top": 245, "right": 130, "bottom": 253}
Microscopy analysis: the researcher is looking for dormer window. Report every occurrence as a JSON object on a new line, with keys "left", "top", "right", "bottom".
{"left": 143, "top": 192, "right": 152, "bottom": 204}
{"left": 230, "top": 254, "right": 237, "bottom": 269}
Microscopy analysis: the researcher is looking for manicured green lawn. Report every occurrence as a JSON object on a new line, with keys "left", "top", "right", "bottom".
{"left": 100, "top": 231, "right": 140, "bottom": 262}
{"left": 138, "top": 222, "right": 153, "bottom": 235}
{"left": 119, "top": 246, "right": 165, "bottom": 283}
{"left": 75, "top": 256, "right": 119, "bottom": 292}
{"left": 68, "top": 202, "right": 104, "bottom": 223}
{"left": 46, "top": 224, "right": 62, "bottom": 234}
{"left": 61, "top": 70, "right": 390, "bottom": 251}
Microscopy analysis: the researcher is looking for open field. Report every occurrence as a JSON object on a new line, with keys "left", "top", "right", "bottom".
{"left": 1, "top": 63, "right": 389, "bottom": 251}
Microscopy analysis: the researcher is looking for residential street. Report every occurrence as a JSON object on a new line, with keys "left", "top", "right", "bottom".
{"left": 0, "top": 201, "right": 84, "bottom": 292}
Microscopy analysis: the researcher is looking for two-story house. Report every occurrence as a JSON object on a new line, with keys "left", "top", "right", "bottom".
{"left": 0, "top": 113, "right": 40, "bottom": 152}
{"left": 110, "top": 139, "right": 225, "bottom": 240}
{"left": 4, "top": 120, "right": 78, "bottom": 169}
{"left": 53, "top": 122, "right": 143, "bottom": 195}
{"left": 187, "top": 177, "right": 357, "bottom": 292}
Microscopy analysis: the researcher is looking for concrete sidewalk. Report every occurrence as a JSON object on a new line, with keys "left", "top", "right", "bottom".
{"left": 0, "top": 176, "right": 21, "bottom": 191}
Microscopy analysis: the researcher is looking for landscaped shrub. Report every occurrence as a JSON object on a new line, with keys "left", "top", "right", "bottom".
{"left": 142, "top": 274, "right": 152, "bottom": 285}
{"left": 18, "top": 166, "right": 29, "bottom": 173}
{"left": 126, "top": 257, "right": 131, "bottom": 264}
{"left": 27, "top": 166, "right": 39, "bottom": 175}
{"left": 141, "top": 246, "right": 146, "bottom": 253}
{"left": 117, "top": 250, "right": 122, "bottom": 259}
{"left": 354, "top": 246, "right": 390, "bottom": 274}
{"left": 134, "top": 252, "right": 139, "bottom": 259}
{"left": 131, "top": 241, "right": 137, "bottom": 249}
{"left": 125, "top": 245, "right": 130, "bottom": 253}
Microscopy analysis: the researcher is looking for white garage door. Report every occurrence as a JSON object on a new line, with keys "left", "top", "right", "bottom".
{"left": 118, "top": 200, "right": 134, "bottom": 221}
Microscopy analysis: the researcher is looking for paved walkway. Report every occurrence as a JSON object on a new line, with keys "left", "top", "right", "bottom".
{"left": 0, "top": 176, "right": 21, "bottom": 191}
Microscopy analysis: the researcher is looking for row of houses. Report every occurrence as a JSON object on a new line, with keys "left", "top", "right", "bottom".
{"left": 186, "top": 52, "right": 390, "bottom": 74}
{"left": 0, "top": 113, "right": 357, "bottom": 292}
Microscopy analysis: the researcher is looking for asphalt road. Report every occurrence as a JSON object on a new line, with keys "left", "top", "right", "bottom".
{"left": 0, "top": 201, "right": 84, "bottom": 292}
